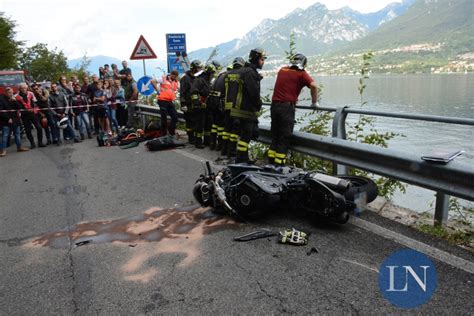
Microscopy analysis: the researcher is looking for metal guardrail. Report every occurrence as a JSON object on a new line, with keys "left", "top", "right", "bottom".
{"left": 135, "top": 103, "right": 474, "bottom": 226}
{"left": 263, "top": 103, "right": 474, "bottom": 126}
{"left": 263, "top": 102, "right": 474, "bottom": 226}
{"left": 258, "top": 127, "right": 474, "bottom": 201}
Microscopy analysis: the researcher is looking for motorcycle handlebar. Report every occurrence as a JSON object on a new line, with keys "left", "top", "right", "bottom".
{"left": 206, "top": 161, "right": 213, "bottom": 176}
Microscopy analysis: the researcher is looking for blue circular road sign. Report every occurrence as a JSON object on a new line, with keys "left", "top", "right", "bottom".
{"left": 137, "top": 76, "right": 155, "bottom": 96}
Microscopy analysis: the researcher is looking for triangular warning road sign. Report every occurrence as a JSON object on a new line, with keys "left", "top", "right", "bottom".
{"left": 130, "top": 35, "right": 157, "bottom": 60}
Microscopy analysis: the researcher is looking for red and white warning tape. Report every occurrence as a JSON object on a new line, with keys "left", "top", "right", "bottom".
{"left": 0, "top": 100, "right": 140, "bottom": 113}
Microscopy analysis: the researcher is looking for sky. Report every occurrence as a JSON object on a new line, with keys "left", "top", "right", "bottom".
{"left": 1, "top": 0, "right": 402, "bottom": 60}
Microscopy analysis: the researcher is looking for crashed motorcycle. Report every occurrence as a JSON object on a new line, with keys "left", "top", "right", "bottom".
{"left": 193, "top": 162, "right": 378, "bottom": 224}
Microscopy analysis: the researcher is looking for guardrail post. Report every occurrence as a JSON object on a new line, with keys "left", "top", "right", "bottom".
{"left": 141, "top": 113, "right": 147, "bottom": 129}
{"left": 434, "top": 192, "right": 449, "bottom": 226}
{"left": 331, "top": 106, "right": 348, "bottom": 175}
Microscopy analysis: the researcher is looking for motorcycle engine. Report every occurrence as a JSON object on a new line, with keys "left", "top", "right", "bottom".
{"left": 226, "top": 172, "right": 283, "bottom": 216}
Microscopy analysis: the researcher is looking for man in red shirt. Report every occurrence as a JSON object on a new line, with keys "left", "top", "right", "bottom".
{"left": 268, "top": 53, "right": 318, "bottom": 165}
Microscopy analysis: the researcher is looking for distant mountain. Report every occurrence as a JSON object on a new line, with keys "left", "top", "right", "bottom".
{"left": 70, "top": 0, "right": 472, "bottom": 76}
{"left": 189, "top": 1, "right": 415, "bottom": 63}
{"left": 68, "top": 55, "right": 167, "bottom": 78}
{"left": 339, "top": 0, "right": 416, "bottom": 30}
{"left": 340, "top": 0, "right": 474, "bottom": 54}
{"left": 188, "top": 39, "right": 239, "bottom": 64}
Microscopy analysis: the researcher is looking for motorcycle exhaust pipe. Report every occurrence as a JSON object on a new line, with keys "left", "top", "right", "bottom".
{"left": 312, "top": 173, "right": 351, "bottom": 191}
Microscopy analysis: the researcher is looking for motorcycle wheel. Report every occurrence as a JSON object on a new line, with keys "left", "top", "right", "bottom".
{"left": 338, "top": 175, "right": 378, "bottom": 204}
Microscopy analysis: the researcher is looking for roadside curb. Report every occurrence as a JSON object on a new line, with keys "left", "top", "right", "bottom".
{"left": 367, "top": 197, "right": 473, "bottom": 250}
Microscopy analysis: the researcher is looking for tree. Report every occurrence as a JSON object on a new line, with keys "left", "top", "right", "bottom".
{"left": 0, "top": 12, "right": 23, "bottom": 69}
{"left": 18, "top": 43, "right": 69, "bottom": 81}
{"left": 285, "top": 32, "right": 296, "bottom": 63}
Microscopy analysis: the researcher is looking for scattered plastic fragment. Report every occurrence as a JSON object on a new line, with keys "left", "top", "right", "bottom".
{"left": 233, "top": 229, "right": 277, "bottom": 242}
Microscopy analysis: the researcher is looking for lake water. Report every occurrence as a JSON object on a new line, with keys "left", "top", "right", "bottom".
{"left": 260, "top": 73, "right": 474, "bottom": 214}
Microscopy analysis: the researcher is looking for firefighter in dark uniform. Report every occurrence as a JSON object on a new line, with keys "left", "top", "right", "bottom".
{"left": 203, "top": 60, "right": 222, "bottom": 148}
{"left": 268, "top": 53, "right": 318, "bottom": 165}
{"left": 190, "top": 63, "right": 217, "bottom": 148}
{"left": 220, "top": 57, "right": 246, "bottom": 157}
{"left": 206, "top": 62, "right": 227, "bottom": 150}
{"left": 225, "top": 48, "right": 266, "bottom": 163}
{"left": 180, "top": 60, "right": 203, "bottom": 144}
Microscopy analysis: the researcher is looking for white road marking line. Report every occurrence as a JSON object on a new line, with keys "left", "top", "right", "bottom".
{"left": 351, "top": 216, "right": 474, "bottom": 274}
{"left": 339, "top": 258, "right": 379, "bottom": 273}
{"left": 173, "top": 149, "right": 219, "bottom": 170}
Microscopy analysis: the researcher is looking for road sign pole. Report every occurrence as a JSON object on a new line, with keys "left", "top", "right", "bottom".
{"left": 143, "top": 59, "right": 146, "bottom": 76}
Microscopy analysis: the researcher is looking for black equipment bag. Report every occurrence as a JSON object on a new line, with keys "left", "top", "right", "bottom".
{"left": 145, "top": 135, "right": 185, "bottom": 152}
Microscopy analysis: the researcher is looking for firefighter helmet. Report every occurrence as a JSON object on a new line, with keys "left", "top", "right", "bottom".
{"left": 290, "top": 53, "right": 307, "bottom": 70}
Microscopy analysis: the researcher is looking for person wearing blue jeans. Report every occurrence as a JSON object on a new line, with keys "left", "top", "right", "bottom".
{"left": 113, "top": 80, "right": 125, "bottom": 128}
{"left": 0, "top": 87, "right": 29, "bottom": 156}
{"left": 76, "top": 111, "right": 92, "bottom": 139}
{"left": 70, "top": 84, "right": 92, "bottom": 139}
{"left": 1, "top": 125, "right": 28, "bottom": 155}
{"left": 49, "top": 83, "right": 81, "bottom": 144}
{"left": 104, "top": 79, "right": 119, "bottom": 132}
{"left": 107, "top": 102, "right": 119, "bottom": 132}
{"left": 103, "top": 78, "right": 118, "bottom": 132}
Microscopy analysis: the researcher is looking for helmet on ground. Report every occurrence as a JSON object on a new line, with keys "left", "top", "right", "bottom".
{"left": 190, "top": 60, "right": 203, "bottom": 71}
{"left": 232, "top": 57, "right": 246, "bottom": 69}
{"left": 289, "top": 53, "right": 307, "bottom": 70}
{"left": 248, "top": 48, "right": 267, "bottom": 68}
{"left": 57, "top": 117, "right": 68, "bottom": 129}
{"left": 40, "top": 117, "right": 48, "bottom": 129}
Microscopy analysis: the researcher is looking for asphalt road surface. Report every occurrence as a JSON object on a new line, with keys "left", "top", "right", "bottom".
{"left": 0, "top": 139, "right": 473, "bottom": 315}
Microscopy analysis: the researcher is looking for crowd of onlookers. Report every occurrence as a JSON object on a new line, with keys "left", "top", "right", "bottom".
{"left": 2, "top": 48, "right": 318, "bottom": 168}
{"left": 0, "top": 61, "right": 139, "bottom": 157}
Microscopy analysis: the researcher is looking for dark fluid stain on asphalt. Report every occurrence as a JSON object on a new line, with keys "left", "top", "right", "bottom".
{"left": 29, "top": 205, "right": 235, "bottom": 249}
